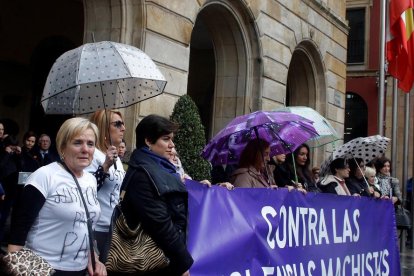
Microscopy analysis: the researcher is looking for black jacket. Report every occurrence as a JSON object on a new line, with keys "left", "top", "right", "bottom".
{"left": 18, "top": 148, "right": 40, "bottom": 173}
{"left": 35, "top": 148, "right": 60, "bottom": 167}
{"left": 346, "top": 176, "right": 370, "bottom": 197}
{"left": 121, "top": 148, "right": 193, "bottom": 275}
{"left": 270, "top": 161, "right": 292, "bottom": 188}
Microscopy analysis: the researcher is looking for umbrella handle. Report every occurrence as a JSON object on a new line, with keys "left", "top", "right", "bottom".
{"left": 113, "top": 157, "right": 118, "bottom": 170}
{"left": 270, "top": 129, "right": 299, "bottom": 184}
{"left": 103, "top": 109, "right": 118, "bottom": 170}
{"left": 291, "top": 154, "right": 299, "bottom": 183}
{"left": 354, "top": 157, "right": 369, "bottom": 190}
{"left": 253, "top": 127, "right": 272, "bottom": 185}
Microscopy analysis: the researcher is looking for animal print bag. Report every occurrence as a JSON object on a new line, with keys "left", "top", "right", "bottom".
{"left": 4, "top": 248, "right": 55, "bottom": 276}
{"left": 105, "top": 204, "right": 170, "bottom": 273}
{"left": 105, "top": 168, "right": 170, "bottom": 274}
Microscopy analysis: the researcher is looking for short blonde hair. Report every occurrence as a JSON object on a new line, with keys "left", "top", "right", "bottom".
{"left": 365, "top": 166, "right": 376, "bottom": 178}
{"left": 56, "top": 117, "right": 99, "bottom": 157}
{"left": 89, "top": 109, "right": 123, "bottom": 151}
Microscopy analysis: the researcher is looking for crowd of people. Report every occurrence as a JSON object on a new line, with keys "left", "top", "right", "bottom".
{"left": 0, "top": 113, "right": 406, "bottom": 275}
{"left": 226, "top": 137, "right": 402, "bottom": 202}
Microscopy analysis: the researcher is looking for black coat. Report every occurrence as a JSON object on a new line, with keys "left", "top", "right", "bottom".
{"left": 346, "top": 176, "right": 370, "bottom": 197}
{"left": 35, "top": 148, "right": 60, "bottom": 167}
{"left": 0, "top": 150, "right": 19, "bottom": 197}
{"left": 271, "top": 162, "right": 293, "bottom": 187}
{"left": 121, "top": 148, "right": 193, "bottom": 275}
{"left": 18, "top": 148, "right": 40, "bottom": 173}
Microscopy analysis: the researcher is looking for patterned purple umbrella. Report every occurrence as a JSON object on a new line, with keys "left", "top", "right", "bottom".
{"left": 201, "top": 111, "right": 319, "bottom": 166}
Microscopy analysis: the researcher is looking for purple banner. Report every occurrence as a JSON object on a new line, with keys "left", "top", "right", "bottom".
{"left": 186, "top": 180, "right": 400, "bottom": 276}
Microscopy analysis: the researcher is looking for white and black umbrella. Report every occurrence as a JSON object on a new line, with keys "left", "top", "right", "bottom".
{"left": 320, "top": 135, "right": 390, "bottom": 176}
{"left": 41, "top": 41, "right": 166, "bottom": 115}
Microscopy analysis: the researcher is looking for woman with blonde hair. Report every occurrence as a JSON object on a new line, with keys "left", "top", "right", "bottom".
{"left": 8, "top": 117, "right": 106, "bottom": 275}
{"left": 364, "top": 166, "right": 381, "bottom": 198}
{"left": 87, "top": 109, "right": 126, "bottom": 262}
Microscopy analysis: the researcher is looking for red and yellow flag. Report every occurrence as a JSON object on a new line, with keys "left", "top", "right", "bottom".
{"left": 386, "top": 0, "right": 414, "bottom": 92}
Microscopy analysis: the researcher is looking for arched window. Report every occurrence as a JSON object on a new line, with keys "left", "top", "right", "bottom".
{"left": 344, "top": 92, "right": 368, "bottom": 142}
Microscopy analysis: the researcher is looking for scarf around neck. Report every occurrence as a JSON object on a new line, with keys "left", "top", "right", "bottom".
{"left": 140, "top": 147, "right": 179, "bottom": 177}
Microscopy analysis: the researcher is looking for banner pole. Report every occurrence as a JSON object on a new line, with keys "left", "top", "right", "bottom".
{"left": 378, "top": 0, "right": 387, "bottom": 136}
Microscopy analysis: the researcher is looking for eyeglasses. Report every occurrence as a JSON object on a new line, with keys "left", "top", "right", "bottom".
{"left": 111, "top": 121, "right": 125, "bottom": 129}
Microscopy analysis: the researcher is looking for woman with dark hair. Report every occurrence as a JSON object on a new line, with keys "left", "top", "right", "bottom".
{"left": 18, "top": 131, "right": 40, "bottom": 175}
{"left": 374, "top": 157, "right": 402, "bottom": 205}
{"left": 120, "top": 114, "right": 193, "bottom": 276}
{"left": 319, "top": 158, "right": 351, "bottom": 195}
{"left": 285, "top": 144, "right": 320, "bottom": 192}
{"left": 345, "top": 158, "right": 370, "bottom": 196}
{"left": 230, "top": 139, "right": 276, "bottom": 188}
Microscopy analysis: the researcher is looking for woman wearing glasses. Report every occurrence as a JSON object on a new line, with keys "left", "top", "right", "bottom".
{"left": 87, "top": 110, "right": 126, "bottom": 262}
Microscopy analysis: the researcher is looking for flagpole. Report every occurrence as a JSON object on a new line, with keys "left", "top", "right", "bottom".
{"left": 402, "top": 91, "right": 412, "bottom": 251}
{"left": 378, "top": 0, "right": 387, "bottom": 136}
{"left": 403, "top": 93, "right": 410, "bottom": 201}
{"left": 391, "top": 78, "right": 398, "bottom": 175}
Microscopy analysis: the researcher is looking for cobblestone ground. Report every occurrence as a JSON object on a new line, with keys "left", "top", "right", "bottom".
{"left": 401, "top": 249, "right": 414, "bottom": 276}
{"left": 400, "top": 229, "right": 414, "bottom": 276}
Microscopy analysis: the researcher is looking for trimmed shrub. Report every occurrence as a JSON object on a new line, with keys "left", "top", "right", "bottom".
{"left": 170, "top": 95, "right": 211, "bottom": 181}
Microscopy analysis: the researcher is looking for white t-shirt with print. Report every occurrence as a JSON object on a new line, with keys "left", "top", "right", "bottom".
{"left": 25, "top": 162, "right": 101, "bottom": 271}
{"left": 86, "top": 149, "right": 125, "bottom": 232}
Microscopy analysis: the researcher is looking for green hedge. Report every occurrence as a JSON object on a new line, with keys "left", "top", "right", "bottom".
{"left": 170, "top": 95, "right": 211, "bottom": 181}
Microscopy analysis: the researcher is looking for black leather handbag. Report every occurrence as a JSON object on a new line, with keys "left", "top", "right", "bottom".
{"left": 395, "top": 205, "right": 411, "bottom": 229}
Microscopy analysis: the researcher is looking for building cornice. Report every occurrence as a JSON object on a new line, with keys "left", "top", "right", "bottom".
{"left": 307, "top": 0, "right": 349, "bottom": 33}
{"left": 347, "top": 69, "right": 378, "bottom": 77}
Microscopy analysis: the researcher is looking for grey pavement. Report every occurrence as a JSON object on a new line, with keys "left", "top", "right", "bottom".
{"left": 401, "top": 249, "right": 414, "bottom": 276}
{"left": 400, "top": 229, "right": 414, "bottom": 276}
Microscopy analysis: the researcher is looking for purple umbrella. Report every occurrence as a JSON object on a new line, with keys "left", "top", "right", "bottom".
{"left": 201, "top": 110, "right": 319, "bottom": 166}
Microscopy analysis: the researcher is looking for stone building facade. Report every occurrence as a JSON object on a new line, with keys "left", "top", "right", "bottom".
{"left": 0, "top": 0, "right": 347, "bottom": 166}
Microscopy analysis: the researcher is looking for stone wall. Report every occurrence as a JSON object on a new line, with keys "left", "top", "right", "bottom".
{"left": 83, "top": 0, "right": 348, "bottom": 155}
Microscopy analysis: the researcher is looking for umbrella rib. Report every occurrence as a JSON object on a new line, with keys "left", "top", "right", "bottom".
{"left": 90, "top": 42, "right": 109, "bottom": 111}
{"left": 293, "top": 121, "right": 319, "bottom": 136}
{"left": 90, "top": 42, "right": 116, "bottom": 170}
{"left": 108, "top": 41, "right": 134, "bottom": 78}
{"left": 73, "top": 45, "right": 85, "bottom": 114}
{"left": 116, "top": 81, "right": 125, "bottom": 108}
